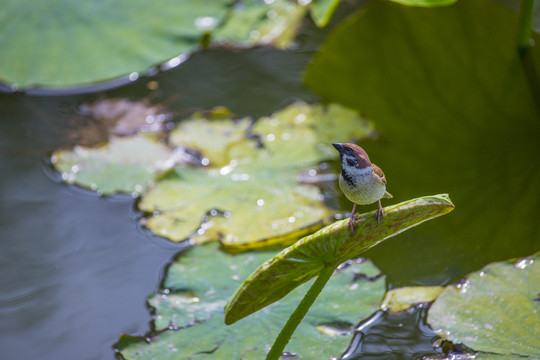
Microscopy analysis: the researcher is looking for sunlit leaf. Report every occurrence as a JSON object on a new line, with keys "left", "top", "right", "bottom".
{"left": 252, "top": 102, "right": 376, "bottom": 167}
{"left": 169, "top": 115, "right": 253, "bottom": 167}
{"left": 149, "top": 243, "right": 279, "bottom": 330}
{"left": 139, "top": 101, "right": 374, "bottom": 249}
{"left": 51, "top": 134, "right": 174, "bottom": 196}
{"left": 117, "top": 242, "right": 385, "bottom": 359}
{"left": 0, "top": 0, "right": 310, "bottom": 89}
{"left": 310, "top": 0, "right": 342, "bottom": 27}
{"left": 428, "top": 253, "right": 540, "bottom": 358}
{"left": 225, "top": 194, "right": 454, "bottom": 324}
{"left": 213, "top": 0, "right": 307, "bottom": 49}
{"left": 139, "top": 162, "right": 330, "bottom": 249}
{"left": 0, "top": 0, "right": 230, "bottom": 88}
{"left": 304, "top": 0, "right": 540, "bottom": 286}
{"left": 380, "top": 286, "right": 444, "bottom": 312}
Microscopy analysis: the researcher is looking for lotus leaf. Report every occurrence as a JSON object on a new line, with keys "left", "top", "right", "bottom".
{"left": 213, "top": 0, "right": 307, "bottom": 49}
{"left": 139, "top": 163, "right": 330, "bottom": 249}
{"left": 139, "top": 101, "right": 374, "bottom": 248}
{"left": 304, "top": 0, "right": 540, "bottom": 285}
{"left": 149, "top": 243, "right": 279, "bottom": 330}
{"left": 225, "top": 194, "right": 454, "bottom": 324}
{"left": 428, "top": 253, "right": 540, "bottom": 358}
{"left": 0, "top": 0, "right": 309, "bottom": 89}
{"left": 0, "top": 0, "right": 230, "bottom": 88}
{"left": 51, "top": 134, "right": 173, "bottom": 195}
{"left": 169, "top": 115, "right": 253, "bottom": 167}
{"left": 380, "top": 286, "right": 444, "bottom": 312}
{"left": 117, "top": 242, "right": 386, "bottom": 359}
{"left": 310, "top": 0, "right": 342, "bottom": 27}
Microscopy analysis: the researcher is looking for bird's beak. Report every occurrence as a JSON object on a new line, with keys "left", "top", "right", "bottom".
{"left": 332, "top": 143, "right": 344, "bottom": 152}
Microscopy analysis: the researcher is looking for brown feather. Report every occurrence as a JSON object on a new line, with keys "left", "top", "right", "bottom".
{"left": 372, "top": 163, "right": 386, "bottom": 184}
{"left": 343, "top": 143, "right": 371, "bottom": 169}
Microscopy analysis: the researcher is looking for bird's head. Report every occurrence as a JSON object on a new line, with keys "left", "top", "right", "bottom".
{"left": 332, "top": 143, "right": 372, "bottom": 170}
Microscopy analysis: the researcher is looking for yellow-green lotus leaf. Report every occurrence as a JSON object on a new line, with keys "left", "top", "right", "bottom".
{"left": 380, "top": 286, "right": 444, "bottom": 312}
{"left": 52, "top": 134, "right": 174, "bottom": 196}
{"left": 213, "top": 0, "right": 308, "bottom": 49}
{"left": 139, "top": 164, "right": 329, "bottom": 251}
{"left": 169, "top": 115, "right": 253, "bottom": 167}
{"left": 253, "top": 102, "right": 376, "bottom": 167}
{"left": 225, "top": 194, "right": 455, "bottom": 324}
{"left": 139, "top": 101, "right": 374, "bottom": 249}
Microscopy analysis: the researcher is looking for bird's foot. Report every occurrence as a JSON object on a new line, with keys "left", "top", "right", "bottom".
{"left": 349, "top": 203, "right": 357, "bottom": 235}
{"left": 349, "top": 214, "right": 357, "bottom": 235}
{"left": 376, "top": 199, "right": 384, "bottom": 225}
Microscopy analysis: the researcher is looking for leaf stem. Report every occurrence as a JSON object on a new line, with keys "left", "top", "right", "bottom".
{"left": 265, "top": 265, "right": 336, "bottom": 360}
{"left": 518, "top": 0, "right": 537, "bottom": 52}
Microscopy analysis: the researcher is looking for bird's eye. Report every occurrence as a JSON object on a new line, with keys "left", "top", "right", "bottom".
{"left": 346, "top": 158, "right": 357, "bottom": 167}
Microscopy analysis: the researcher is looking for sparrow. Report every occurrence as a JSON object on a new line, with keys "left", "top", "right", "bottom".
{"left": 332, "top": 143, "right": 393, "bottom": 234}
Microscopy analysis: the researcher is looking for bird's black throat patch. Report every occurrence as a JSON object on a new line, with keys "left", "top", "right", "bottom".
{"left": 341, "top": 170, "right": 355, "bottom": 187}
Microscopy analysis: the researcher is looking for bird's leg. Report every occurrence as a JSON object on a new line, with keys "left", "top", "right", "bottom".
{"left": 349, "top": 203, "right": 357, "bottom": 235}
{"left": 376, "top": 199, "right": 384, "bottom": 225}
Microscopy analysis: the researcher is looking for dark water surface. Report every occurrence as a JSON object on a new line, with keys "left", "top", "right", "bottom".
{"left": 0, "top": 95, "right": 180, "bottom": 359}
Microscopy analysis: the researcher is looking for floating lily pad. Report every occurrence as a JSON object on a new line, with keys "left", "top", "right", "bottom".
{"left": 380, "top": 286, "right": 444, "bottom": 312}
{"left": 0, "top": 0, "right": 230, "bottom": 88}
{"left": 225, "top": 194, "right": 454, "bottom": 324}
{"left": 169, "top": 115, "right": 253, "bottom": 167}
{"left": 0, "top": 0, "right": 311, "bottom": 89}
{"left": 149, "top": 243, "right": 280, "bottom": 331}
{"left": 252, "top": 102, "right": 376, "bottom": 167}
{"left": 51, "top": 134, "right": 174, "bottom": 196}
{"left": 304, "top": 0, "right": 540, "bottom": 286}
{"left": 213, "top": 0, "right": 307, "bottom": 49}
{"left": 427, "top": 253, "right": 540, "bottom": 358}
{"left": 139, "top": 162, "right": 330, "bottom": 249}
{"left": 117, "top": 242, "right": 386, "bottom": 359}
{"left": 139, "top": 101, "right": 374, "bottom": 249}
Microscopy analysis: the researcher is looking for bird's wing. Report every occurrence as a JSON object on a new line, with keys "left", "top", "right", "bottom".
{"left": 372, "top": 164, "right": 386, "bottom": 184}
{"left": 373, "top": 164, "right": 392, "bottom": 198}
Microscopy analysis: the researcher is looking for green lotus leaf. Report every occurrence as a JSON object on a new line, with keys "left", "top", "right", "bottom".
{"left": 213, "top": 0, "right": 307, "bottom": 49}
{"left": 51, "top": 134, "right": 174, "bottom": 196}
{"left": 252, "top": 102, "right": 376, "bottom": 167}
{"left": 225, "top": 194, "right": 454, "bottom": 324}
{"left": 0, "top": 0, "right": 230, "bottom": 88}
{"left": 139, "top": 163, "right": 330, "bottom": 250}
{"left": 428, "top": 253, "right": 540, "bottom": 358}
{"left": 310, "top": 0, "right": 342, "bottom": 27}
{"left": 169, "top": 115, "right": 253, "bottom": 167}
{"left": 117, "top": 242, "right": 386, "bottom": 359}
{"left": 0, "top": 0, "right": 311, "bottom": 89}
{"left": 304, "top": 0, "right": 540, "bottom": 286}
{"left": 380, "top": 286, "right": 444, "bottom": 312}
{"left": 139, "top": 101, "right": 374, "bottom": 249}
{"left": 149, "top": 243, "right": 279, "bottom": 330}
